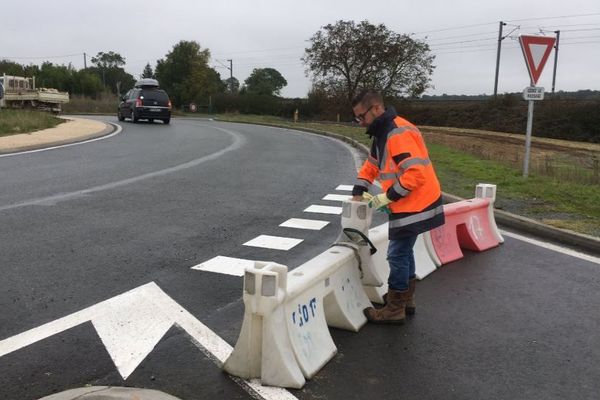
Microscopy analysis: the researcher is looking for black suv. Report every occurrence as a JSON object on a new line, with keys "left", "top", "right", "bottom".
{"left": 118, "top": 79, "right": 171, "bottom": 124}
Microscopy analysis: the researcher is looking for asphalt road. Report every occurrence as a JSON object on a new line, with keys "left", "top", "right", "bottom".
{"left": 1, "top": 117, "right": 599, "bottom": 400}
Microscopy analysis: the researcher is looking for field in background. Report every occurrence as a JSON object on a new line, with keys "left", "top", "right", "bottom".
{"left": 214, "top": 114, "right": 600, "bottom": 237}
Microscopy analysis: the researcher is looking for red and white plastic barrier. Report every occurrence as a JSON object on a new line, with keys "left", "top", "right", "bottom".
{"left": 428, "top": 183, "right": 503, "bottom": 265}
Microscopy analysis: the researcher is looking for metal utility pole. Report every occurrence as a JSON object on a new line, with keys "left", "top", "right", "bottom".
{"left": 493, "top": 21, "right": 507, "bottom": 98}
{"left": 551, "top": 30, "right": 560, "bottom": 94}
{"left": 227, "top": 59, "right": 233, "bottom": 79}
{"left": 83, "top": 52, "right": 87, "bottom": 69}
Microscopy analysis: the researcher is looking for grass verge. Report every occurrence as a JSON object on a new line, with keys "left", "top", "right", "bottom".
{"left": 214, "top": 114, "right": 600, "bottom": 238}
{"left": 0, "top": 110, "right": 65, "bottom": 137}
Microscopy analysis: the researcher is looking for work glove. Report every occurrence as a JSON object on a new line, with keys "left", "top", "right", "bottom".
{"left": 362, "top": 192, "right": 392, "bottom": 214}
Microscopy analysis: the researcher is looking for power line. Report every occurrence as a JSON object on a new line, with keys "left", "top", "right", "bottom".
{"left": 0, "top": 53, "right": 82, "bottom": 60}
{"left": 423, "top": 31, "right": 498, "bottom": 41}
{"left": 411, "top": 22, "right": 498, "bottom": 35}
{"left": 504, "top": 12, "right": 600, "bottom": 23}
{"left": 429, "top": 36, "right": 497, "bottom": 48}
{"left": 212, "top": 46, "right": 305, "bottom": 58}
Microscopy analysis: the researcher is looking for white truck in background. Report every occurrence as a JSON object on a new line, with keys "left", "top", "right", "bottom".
{"left": 0, "top": 74, "right": 69, "bottom": 113}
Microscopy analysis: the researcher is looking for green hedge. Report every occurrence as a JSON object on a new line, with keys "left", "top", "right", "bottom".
{"left": 393, "top": 96, "right": 600, "bottom": 143}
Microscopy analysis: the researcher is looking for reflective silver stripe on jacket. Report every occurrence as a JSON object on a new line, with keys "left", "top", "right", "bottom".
{"left": 400, "top": 157, "right": 430, "bottom": 169}
{"left": 379, "top": 158, "right": 431, "bottom": 182}
{"left": 379, "top": 172, "right": 397, "bottom": 180}
{"left": 389, "top": 205, "right": 444, "bottom": 228}
{"left": 392, "top": 181, "right": 411, "bottom": 197}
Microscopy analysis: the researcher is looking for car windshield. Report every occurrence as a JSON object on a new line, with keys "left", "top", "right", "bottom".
{"left": 141, "top": 89, "right": 168, "bottom": 102}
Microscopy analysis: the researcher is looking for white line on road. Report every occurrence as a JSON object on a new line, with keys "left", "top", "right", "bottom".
{"left": 335, "top": 185, "right": 354, "bottom": 191}
{"left": 500, "top": 229, "right": 600, "bottom": 265}
{"left": 0, "top": 282, "right": 297, "bottom": 400}
{"left": 0, "top": 125, "right": 246, "bottom": 212}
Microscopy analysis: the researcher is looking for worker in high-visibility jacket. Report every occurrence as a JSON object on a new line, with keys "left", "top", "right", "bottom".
{"left": 351, "top": 90, "right": 445, "bottom": 324}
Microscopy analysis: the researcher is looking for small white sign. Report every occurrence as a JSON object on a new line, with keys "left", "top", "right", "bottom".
{"left": 523, "top": 86, "right": 545, "bottom": 101}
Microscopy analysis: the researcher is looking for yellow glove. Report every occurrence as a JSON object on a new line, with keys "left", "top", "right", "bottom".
{"left": 361, "top": 192, "right": 374, "bottom": 202}
{"left": 369, "top": 193, "right": 392, "bottom": 210}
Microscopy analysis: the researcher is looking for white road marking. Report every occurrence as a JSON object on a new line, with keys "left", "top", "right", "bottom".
{"left": 0, "top": 123, "right": 122, "bottom": 158}
{"left": 304, "top": 205, "right": 343, "bottom": 215}
{"left": 191, "top": 256, "right": 255, "bottom": 276}
{"left": 322, "top": 194, "right": 352, "bottom": 202}
{"left": 0, "top": 125, "right": 246, "bottom": 212}
{"left": 500, "top": 230, "right": 600, "bottom": 265}
{"left": 0, "top": 282, "right": 297, "bottom": 400}
{"left": 335, "top": 185, "right": 354, "bottom": 191}
{"left": 243, "top": 235, "right": 303, "bottom": 251}
{"left": 279, "top": 218, "right": 330, "bottom": 230}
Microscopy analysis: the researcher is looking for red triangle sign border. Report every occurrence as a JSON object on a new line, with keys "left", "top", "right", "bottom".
{"left": 519, "top": 35, "right": 556, "bottom": 86}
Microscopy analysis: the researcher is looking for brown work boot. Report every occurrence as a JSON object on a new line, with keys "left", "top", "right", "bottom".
{"left": 406, "top": 278, "right": 416, "bottom": 315}
{"left": 364, "top": 289, "right": 409, "bottom": 324}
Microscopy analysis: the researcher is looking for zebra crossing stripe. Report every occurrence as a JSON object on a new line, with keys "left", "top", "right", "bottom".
{"left": 303, "top": 205, "right": 343, "bottom": 215}
{"left": 191, "top": 256, "right": 255, "bottom": 276}
{"left": 335, "top": 185, "right": 354, "bottom": 191}
{"left": 322, "top": 194, "right": 352, "bottom": 202}
{"left": 243, "top": 235, "right": 303, "bottom": 250}
{"left": 279, "top": 218, "right": 329, "bottom": 230}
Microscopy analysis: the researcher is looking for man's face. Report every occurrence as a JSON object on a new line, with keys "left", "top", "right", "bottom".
{"left": 353, "top": 102, "right": 375, "bottom": 128}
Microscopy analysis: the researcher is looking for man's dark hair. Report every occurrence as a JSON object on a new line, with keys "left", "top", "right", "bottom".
{"left": 351, "top": 90, "right": 383, "bottom": 108}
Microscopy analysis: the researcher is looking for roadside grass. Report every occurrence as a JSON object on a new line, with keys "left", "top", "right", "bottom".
{"left": 214, "top": 113, "right": 600, "bottom": 237}
{"left": 0, "top": 109, "right": 65, "bottom": 137}
{"left": 62, "top": 93, "right": 119, "bottom": 114}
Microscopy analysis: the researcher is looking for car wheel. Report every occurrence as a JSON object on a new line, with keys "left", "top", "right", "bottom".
{"left": 118, "top": 110, "right": 124, "bottom": 121}
{"left": 163, "top": 118, "right": 170, "bottom": 124}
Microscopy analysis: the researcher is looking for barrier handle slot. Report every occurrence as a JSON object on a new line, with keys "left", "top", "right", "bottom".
{"left": 342, "top": 228, "right": 378, "bottom": 255}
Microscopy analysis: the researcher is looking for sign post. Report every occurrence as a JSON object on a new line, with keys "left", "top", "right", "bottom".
{"left": 518, "top": 35, "right": 556, "bottom": 177}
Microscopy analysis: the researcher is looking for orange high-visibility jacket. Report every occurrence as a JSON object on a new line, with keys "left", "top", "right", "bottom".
{"left": 353, "top": 110, "right": 444, "bottom": 238}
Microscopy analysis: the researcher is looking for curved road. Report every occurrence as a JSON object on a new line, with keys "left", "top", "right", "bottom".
{"left": 1, "top": 117, "right": 599, "bottom": 400}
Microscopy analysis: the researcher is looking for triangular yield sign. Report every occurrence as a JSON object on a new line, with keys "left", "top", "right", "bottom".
{"left": 519, "top": 35, "right": 556, "bottom": 85}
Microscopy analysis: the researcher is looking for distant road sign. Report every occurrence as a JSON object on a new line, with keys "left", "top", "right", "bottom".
{"left": 189, "top": 103, "right": 197, "bottom": 112}
{"left": 519, "top": 35, "right": 556, "bottom": 85}
{"left": 523, "top": 86, "right": 545, "bottom": 101}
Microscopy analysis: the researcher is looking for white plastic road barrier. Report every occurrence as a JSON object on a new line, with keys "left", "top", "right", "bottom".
{"left": 223, "top": 252, "right": 372, "bottom": 388}
{"left": 475, "top": 183, "right": 504, "bottom": 245}
{"left": 224, "top": 186, "right": 504, "bottom": 387}
{"left": 224, "top": 201, "right": 384, "bottom": 388}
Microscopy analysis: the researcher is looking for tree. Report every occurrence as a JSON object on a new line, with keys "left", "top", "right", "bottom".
{"left": 91, "top": 51, "right": 126, "bottom": 69}
{"left": 141, "top": 63, "right": 155, "bottom": 79}
{"left": 224, "top": 76, "right": 240, "bottom": 94}
{"left": 155, "top": 40, "right": 223, "bottom": 107}
{"left": 89, "top": 51, "right": 134, "bottom": 93}
{"left": 303, "top": 20, "right": 435, "bottom": 102}
{"left": 244, "top": 68, "right": 287, "bottom": 96}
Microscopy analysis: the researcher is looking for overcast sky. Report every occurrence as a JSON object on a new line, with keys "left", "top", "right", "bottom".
{"left": 2, "top": 0, "right": 599, "bottom": 98}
